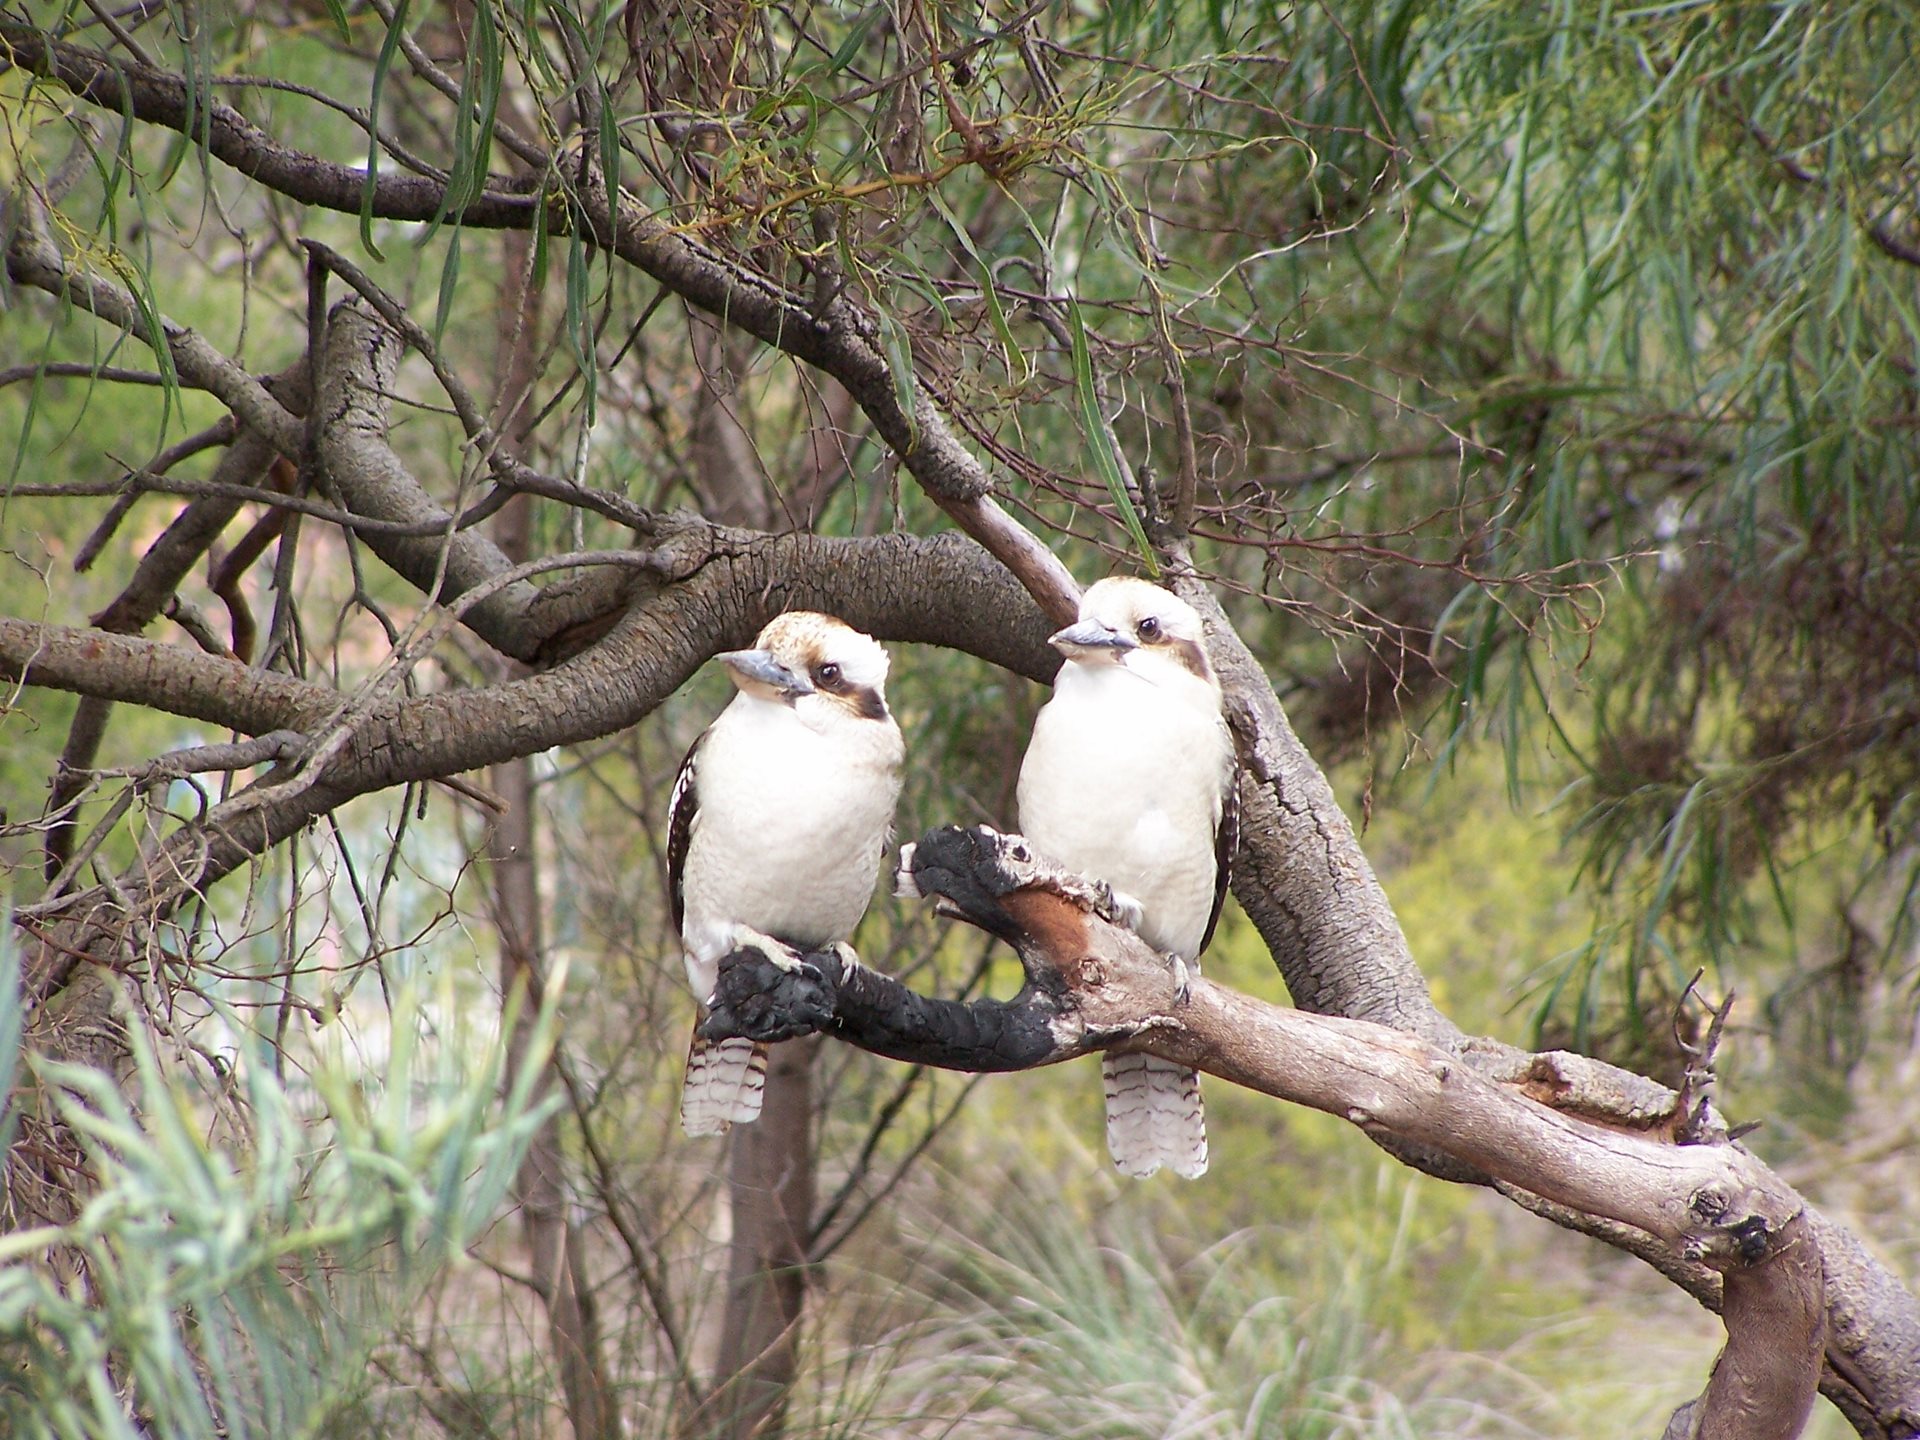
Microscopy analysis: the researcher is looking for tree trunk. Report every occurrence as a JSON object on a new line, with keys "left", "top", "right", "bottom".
{"left": 685, "top": 306, "right": 816, "bottom": 1440}
{"left": 695, "top": 1039, "right": 818, "bottom": 1440}
{"left": 489, "top": 742, "right": 616, "bottom": 1440}
{"left": 489, "top": 230, "right": 616, "bottom": 1440}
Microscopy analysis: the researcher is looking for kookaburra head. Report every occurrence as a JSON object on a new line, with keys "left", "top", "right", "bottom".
{"left": 719, "top": 611, "right": 893, "bottom": 727}
{"left": 1050, "top": 576, "right": 1220, "bottom": 698}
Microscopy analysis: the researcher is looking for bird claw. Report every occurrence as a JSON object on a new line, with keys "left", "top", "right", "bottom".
{"left": 893, "top": 842, "right": 921, "bottom": 899}
{"left": 1108, "top": 888, "right": 1146, "bottom": 935}
{"left": 731, "top": 924, "right": 812, "bottom": 974}
{"left": 1171, "top": 955, "right": 1192, "bottom": 1004}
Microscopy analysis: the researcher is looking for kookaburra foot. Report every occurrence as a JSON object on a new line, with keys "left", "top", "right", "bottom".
{"left": 1170, "top": 954, "right": 1193, "bottom": 1005}
{"left": 727, "top": 924, "right": 815, "bottom": 974}
{"left": 1107, "top": 887, "right": 1147, "bottom": 936}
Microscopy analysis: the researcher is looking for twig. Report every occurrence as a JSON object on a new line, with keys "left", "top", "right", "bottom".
{"left": 89, "top": 730, "right": 308, "bottom": 784}
{"left": 76, "top": 0, "right": 158, "bottom": 68}
{"left": 163, "top": 596, "right": 230, "bottom": 657}
{"left": 75, "top": 417, "right": 241, "bottom": 573}
{"left": 1672, "top": 971, "right": 1741, "bottom": 1145}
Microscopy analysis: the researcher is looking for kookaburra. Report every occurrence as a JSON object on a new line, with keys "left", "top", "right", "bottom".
{"left": 1017, "top": 577, "right": 1237, "bottom": 1179}
{"left": 670, "top": 612, "right": 905, "bottom": 1137}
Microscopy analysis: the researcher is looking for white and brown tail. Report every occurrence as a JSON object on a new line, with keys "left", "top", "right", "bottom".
{"left": 1102, "top": 1052, "right": 1208, "bottom": 1179}
{"left": 680, "top": 1028, "right": 768, "bottom": 1137}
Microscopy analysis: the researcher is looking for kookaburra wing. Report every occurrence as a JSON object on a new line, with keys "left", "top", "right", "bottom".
{"left": 1016, "top": 577, "right": 1236, "bottom": 1179}
{"left": 671, "top": 612, "right": 904, "bottom": 1137}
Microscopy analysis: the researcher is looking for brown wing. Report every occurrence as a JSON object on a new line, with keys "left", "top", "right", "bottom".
{"left": 665, "top": 730, "right": 705, "bottom": 936}
{"left": 1197, "top": 767, "right": 1239, "bottom": 958}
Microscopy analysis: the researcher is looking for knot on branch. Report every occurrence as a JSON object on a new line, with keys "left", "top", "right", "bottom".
{"left": 1681, "top": 1180, "right": 1807, "bottom": 1271}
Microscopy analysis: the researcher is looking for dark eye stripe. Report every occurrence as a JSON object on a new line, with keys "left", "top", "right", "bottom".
{"left": 1169, "top": 636, "right": 1213, "bottom": 680}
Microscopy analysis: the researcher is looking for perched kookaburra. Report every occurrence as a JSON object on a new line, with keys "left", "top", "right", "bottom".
{"left": 669, "top": 612, "right": 904, "bottom": 1137}
{"left": 1016, "top": 577, "right": 1237, "bottom": 1179}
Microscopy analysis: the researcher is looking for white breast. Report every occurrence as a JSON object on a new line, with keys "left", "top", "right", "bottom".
{"left": 680, "top": 696, "right": 903, "bottom": 993}
{"left": 1017, "top": 663, "right": 1231, "bottom": 959}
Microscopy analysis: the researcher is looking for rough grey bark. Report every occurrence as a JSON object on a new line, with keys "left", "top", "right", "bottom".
{"left": 314, "top": 300, "right": 544, "bottom": 655}
{"left": 1169, "top": 570, "right": 1455, "bottom": 1044}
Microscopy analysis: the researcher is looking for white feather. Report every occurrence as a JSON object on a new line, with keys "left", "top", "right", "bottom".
{"left": 680, "top": 1034, "right": 768, "bottom": 1137}
{"left": 1018, "top": 579, "right": 1232, "bottom": 1181}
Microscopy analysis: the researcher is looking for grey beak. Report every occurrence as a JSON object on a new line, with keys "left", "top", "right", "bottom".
{"left": 718, "top": 648, "right": 814, "bottom": 698}
{"left": 1048, "top": 619, "right": 1137, "bottom": 659}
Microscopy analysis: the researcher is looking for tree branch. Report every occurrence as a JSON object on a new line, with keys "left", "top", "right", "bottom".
{"left": 3, "top": 195, "right": 302, "bottom": 456}
{"left": 0, "top": 23, "right": 1083, "bottom": 624}
{"left": 0, "top": 25, "right": 541, "bottom": 230}
{"left": 312, "top": 299, "right": 546, "bottom": 658}
{"left": 4, "top": 529, "right": 1053, "bottom": 996}
{"left": 703, "top": 824, "right": 1841, "bottom": 1440}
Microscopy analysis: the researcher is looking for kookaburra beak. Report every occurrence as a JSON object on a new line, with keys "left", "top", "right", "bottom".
{"left": 718, "top": 648, "right": 815, "bottom": 701}
{"left": 1048, "top": 619, "right": 1137, "bottom": 662}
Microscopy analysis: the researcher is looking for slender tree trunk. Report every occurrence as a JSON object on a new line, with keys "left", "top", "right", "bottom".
{"left": 696, "top": 1038, "right": 818, "bottom": 1440}
{"left": 489, "top": 228, "right": 616, "bottom": 1440}
{"left": 490, "top": 747, "right": 616, "bottom": 1440}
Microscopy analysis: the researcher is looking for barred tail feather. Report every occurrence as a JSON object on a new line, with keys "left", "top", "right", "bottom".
{"left": 680, "top": 1030, "right": 768, "bottom": 1137}
{"left": 1101, "top": 1052, "right": 1208, "bottom": 1180}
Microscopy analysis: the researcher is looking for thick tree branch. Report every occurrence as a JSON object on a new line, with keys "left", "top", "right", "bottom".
{"left": 0, "top": 25, "right": 542, "bottom": 231}
{"left": 0, "top": 619, "right": 340, "bottom": 739}
{"left": 4, "top": 529, "right": 1052, "bottom": 998}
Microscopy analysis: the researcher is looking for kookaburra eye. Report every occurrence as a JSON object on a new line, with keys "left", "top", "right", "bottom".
{"left": 1138, "top": 616, "right": 1162, "bottom": 640}
{"left": 816, "top": 662, "right": 842, "bottom": 686}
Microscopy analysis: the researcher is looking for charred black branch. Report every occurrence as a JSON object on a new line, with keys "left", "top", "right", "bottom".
{"left": 702, "top": 943, "right": 1062, "bottom": 1072}
{"left": 702, "top": 825, "right": 1138, "bottom": 1070}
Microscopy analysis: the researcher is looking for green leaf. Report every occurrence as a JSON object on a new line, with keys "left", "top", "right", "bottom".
{"left": 360, "top": 0, "right": 413, "bottom": 263}
{"left": 1067, "top": 297, "right": 1155, "bottom": 572}
{"left": 874, "top": 306, "right": 919, "bottom": 453}
{"left": 828, "top": 5, "right": 884, "bottom": 73}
